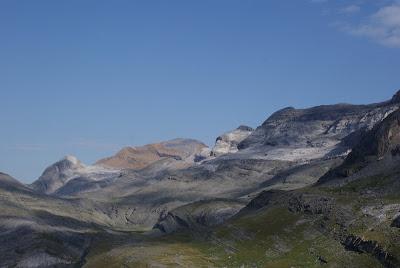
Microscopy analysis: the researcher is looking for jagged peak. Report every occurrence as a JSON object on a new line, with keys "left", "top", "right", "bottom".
{"left": 390, "top": 90, "right": 400, "bottom": 104}
{"left": 39, "top": 155, "right": 85, "bottom": 174}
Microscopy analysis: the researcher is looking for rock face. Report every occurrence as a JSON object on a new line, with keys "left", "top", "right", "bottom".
{"left": 343, "top": 235, "right": 398, "bottom": 268}
{"left": 211, "top": 125, "right": 253, "bottom": 157}
{"left": 154, "top": 199, "right": 245, "bottom": 233}
{"left": 237, "top": 92, "right": 400, "bottom": 162}
{"left": 318, "top": 108, "right": 400, "bottom": 183}
{"left": 347, "top": 108, "right": 400, "bottom": 162}
{"left": 96, "top": 138, "right": 209, "bottom": 170}
{"left": 392, "top": 215, "right": 400, "bottom": 228}
{"left": 31, "top": 156, "right": 119, "bottom": 195}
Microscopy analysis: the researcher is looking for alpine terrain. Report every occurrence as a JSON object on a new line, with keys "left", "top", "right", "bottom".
{"left": 2, "top": 91, "right": 400, "bottom": 267}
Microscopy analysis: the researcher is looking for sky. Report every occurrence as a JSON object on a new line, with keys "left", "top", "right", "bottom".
{"left": 1, "top": 0, "right": 400, "bottom": 183}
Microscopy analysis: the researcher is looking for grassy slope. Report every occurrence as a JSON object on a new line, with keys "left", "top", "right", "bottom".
{"left": 84, "top": 169, "right": 400, "bottom": 267}
{"left": 84, "top": 203, "right": 384, "bottom": 267}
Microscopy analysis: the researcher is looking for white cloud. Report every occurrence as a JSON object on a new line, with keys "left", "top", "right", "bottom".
{"left": 343, "top": 4, "right": 400, "bottom": 47}
{"left": 373, "top": 4, "right": 400, "bottom": 27}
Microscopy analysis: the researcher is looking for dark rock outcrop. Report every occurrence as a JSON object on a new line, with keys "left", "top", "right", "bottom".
{"left": 390, "top": 90, "right": 400, "bottom": 104}
{"left": 237, "top": 125, "right": 254, "bottom": 132}
{"left": 343, "top": 235, "right": 399, "bottom": 268}
{"left": 287, "top": 194, "right": 335, "bottom": 215}
{"left": 391, "top": 215, "right": 400, "bottom": 228}
{"left": 154, "top": 199, "right": 244, "bottom": 233}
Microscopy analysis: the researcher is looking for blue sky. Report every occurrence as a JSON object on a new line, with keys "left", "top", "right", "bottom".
{"left": 1, "top": 0, "right": 400, "bottom": 182}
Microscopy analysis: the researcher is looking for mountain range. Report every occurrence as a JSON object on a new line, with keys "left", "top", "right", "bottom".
{"left": 1, "top": 91, "right": 400, "bottom": 267}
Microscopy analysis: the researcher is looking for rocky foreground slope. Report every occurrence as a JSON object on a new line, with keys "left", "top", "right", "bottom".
{"left": 2, "top": 90, "right": 400, "bottom": 267}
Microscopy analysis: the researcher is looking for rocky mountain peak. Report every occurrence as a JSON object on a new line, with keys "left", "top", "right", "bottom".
{"left": 211, "top": 125, "right": 254, "bottom": 157}
{"left": 262, "top": 106, "right": 296, "bottom": 124}
{"left": 390, "top": 90, "right": 400, "bottom": 104}
{"left": 96, "top": 139, "right": 209, "bottom": 170}
{"left": 31, "top": 155, "right": 120, "bottom": 195}
{"left": 238, "top": 92, "right": 400, "bottom": 162}
{"left": 30, "top": 156, "right": 85, "bottom": 194}
{"left": 49, "top": 155, "right": 85, "bottom": 173}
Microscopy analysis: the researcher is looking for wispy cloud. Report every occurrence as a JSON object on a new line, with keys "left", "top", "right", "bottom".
{"left": 310, "top": 0, "right": 400, "bottom": 48}
{"left": 340, "top": 5, "right": 361, "bottom": 14}
{"left": 343, "top": 4, "right": 400, "bottom": 47}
